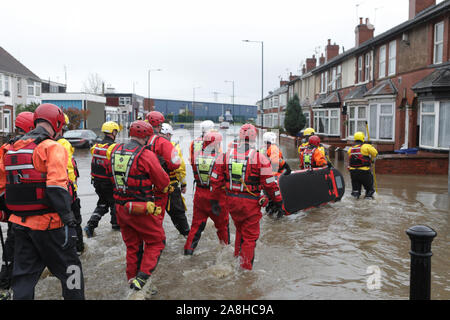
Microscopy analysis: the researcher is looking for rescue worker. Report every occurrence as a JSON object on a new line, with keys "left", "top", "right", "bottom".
{"left": 110, "top": 120, "right": 169, "bottom": 291}
{"left": 159, "top": 123, "right": 190, "bottom": 237}
{"left": 56, "top": 114, "right": 84, "bottom": 254}
{"left": 299, "top": 135, "right": 330, "bottom": 170}
{"left": 0, "top": 103, "right": 84, "bottom": 300}
{"left": 184, "top": 130, "right": 230, "bottom": 255}
{"left": 210, "top": 124, "right": 284, "bottom": 270}
{"left": 347, "top": 132, "right": 378, "bottom": 199}
{"left": 189, "top": 120, "right": 215, "bottom": 164}
{"left": 0, "top": 111, "right": 35, "bottom": 300}
{"left": 84, "top": 121, "right": 120, "bottom": 237}
{"left": 298, "top": 128, "right": 326, "bottom": 163}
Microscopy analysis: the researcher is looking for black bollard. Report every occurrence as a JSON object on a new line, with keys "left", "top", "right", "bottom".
{"left": 406, "top": 225, "right": 437, "bottom": 300}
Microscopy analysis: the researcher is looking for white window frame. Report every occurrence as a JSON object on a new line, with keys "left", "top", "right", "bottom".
{"left": 313, "top": 108, "right": 340, "bottom": 136}
{"left": 347, "top": 105, "right": 368, "bottom": 138}
{"left": 358, "top": 56, "right": 363, "bottom": 83}
{"left": 365, "top": 53, "right": 371, "bottom": 82}
{"left": 434, "top": 22, "right": 444, "bottom": 65}
{"left": 0, "top": 74, "right": 3, "bottom": 94}
{"left": 4, "top": 75, "right": 9, "bottom": 93}
{"left": 320, "top": 73, "right": 326, "bottom": 93}
{"left": 336, "top": 65, "right": 342, "bottom": 89}
{"left": 35, "top": 83, "right": 41, "bottom": 96}
{"left": 367, "top": 101, "right": 395, "bottom": 142}
{"left": 331, "top": 67, "right": 337, "bottom": 91}
{"left": 303, "top": 112, "right": 310, "bottom": 128}
{"left": 379, "top": 45, "right": 386, "bottom": 79}
{"left": 17, "top": 78, "right": 22, "bottom": 95}
{"left": 27, "top": 80, "right": 35, "bottom": 96}
{"left": 388, "top": 40, "right": 397, "bottom": 76}
{"left": 419, "top": 100, "right": 450, "bottom": 150}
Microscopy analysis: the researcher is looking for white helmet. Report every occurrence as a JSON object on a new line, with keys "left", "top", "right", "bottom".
{"left": 200, "top": 120, "right": 215, "bottom": 134}
{"left": 263, "top": 132, "right": 277, "bottom": 144}
{"left": 160, "top": 123, "right": 174, "bottom": 135}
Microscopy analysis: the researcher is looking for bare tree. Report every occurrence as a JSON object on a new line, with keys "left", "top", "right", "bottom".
{"left": 83, "top": 73, "right": 104, "bottom": 94}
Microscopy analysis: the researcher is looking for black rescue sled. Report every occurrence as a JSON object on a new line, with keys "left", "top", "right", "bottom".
{"left": 278, "top": 167, "right": 345, "bottom": 215}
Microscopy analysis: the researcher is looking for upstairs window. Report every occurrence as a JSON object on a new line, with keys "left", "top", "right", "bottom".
{"left": 336, "top": 65, "right": 342, "bottom": 89}
{"left": 388, "top": 40, "right": 397, "bottom": 76}
{"left": 358, "top": 56, "right": 363, "bottom": 83}
{"left": 365, "top": 53, "right": 371, "bottom": 82}
{"left": 379, "top": 45, "right": 386, "bottom": 79}
{"left": 434, "top": 22, "right": 444, "bottom": 64}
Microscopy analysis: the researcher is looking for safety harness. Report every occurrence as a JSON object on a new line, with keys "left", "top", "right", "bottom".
{"left": 349, "top": 144, "right": 371, "bottom": 168}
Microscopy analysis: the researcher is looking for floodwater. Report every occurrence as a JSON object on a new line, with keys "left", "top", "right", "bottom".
{"left": 4, "top": 126, "right": 448, "bottom": 300}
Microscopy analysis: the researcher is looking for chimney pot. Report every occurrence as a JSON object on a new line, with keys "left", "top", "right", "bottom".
{"left": 359, "top": 17, "right": 363, "bottom": 25}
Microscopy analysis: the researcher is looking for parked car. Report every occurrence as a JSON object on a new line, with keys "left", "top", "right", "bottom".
{"left": 63, "top": 129, "right": 100, "bottom": 148}
{"left": 220, "top": 121, "right": 230, "bottom": 129}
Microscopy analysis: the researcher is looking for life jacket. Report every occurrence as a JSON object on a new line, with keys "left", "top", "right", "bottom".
{"left": 4, "top": 139, "right": 54, "bottom": 217}
{"left": 110, "top": 142, "right": 155, "bottom": 205}
{"left": 91, "top": 143, "right": 112, "bottom": 180}
{"left": 302, "top": 147, "right": 317, "bottom": 169}
{"left": 193, "top": 149, "right": 220, "bottom": 188}
{"left": 225, "top": 146, "right": 260, "bottom": 195}
{"left": 147, "top": 134, "right": 170, "bottom": 173}
{"left": 190, "top": 137, "right": 204, "bottom": 165}
{"left": 261, "top": 144, "right": 285, "bottom": 175}
{"left": 349, "top": 144, "right": 371, "bottom": 168}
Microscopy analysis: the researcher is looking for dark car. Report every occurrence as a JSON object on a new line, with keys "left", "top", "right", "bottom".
{"left": 63, "top": 130, "right": 100, "bottom": 148}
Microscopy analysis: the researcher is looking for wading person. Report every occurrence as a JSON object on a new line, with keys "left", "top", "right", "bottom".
{"left": 347, "top": 132, "right": 378, "bottom": 199}
{"left": 0, "top": 111, "right": 35, "bottom": 300}
{"left": 184, "top": 130, "right": 230, "bottom": 255}
{"left": 159, "top": 123, "right": 190, "bottom": 237}
{"left": 298, "top": 128, "right": 326, "bottom": 162}
{"left": 210, "top": 124, "right": 283, "bottom": 270}
{"left": 189, "top": 120, "right": 215, "bottom": 164}
{"left": 299, "top": 135, "right": 330, "bottom": 170}
{"left": 0, "top": 103, "right": 84, "bottom": 300}
{"left": 56, "top": 114, "right": 84, "bottom": 254}
{"left": 110, "top": 120, "right": 169, "bottom": 291}
{"left": 85, "top": 121, "right": 120, "bottom": 237}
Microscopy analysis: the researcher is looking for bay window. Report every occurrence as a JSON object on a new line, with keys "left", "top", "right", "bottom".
{"left": 348, "top": 105, "right": 368, "bottom": 137}
{"left": 304, "top": 112, "right": 310, "bottom": 128}
{"left": 313, "top": 108, "right": 340, "bottom": 136}
{"left": 367, "top": 102, "right": 395, "bottom": 141}
{"left": 420, "top": 101, "right": 450, "bottom": 150}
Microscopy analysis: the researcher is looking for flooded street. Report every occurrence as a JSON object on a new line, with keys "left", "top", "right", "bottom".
{"left": 22, "top": 126, "right": 449, "bottom": 300}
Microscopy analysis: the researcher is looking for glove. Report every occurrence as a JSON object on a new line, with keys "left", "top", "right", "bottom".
{"left": 327, "top": 161, "right": 333, "bottom": 168}
{"left": 181, "top": 184, "right": 187, "bottom": 194}
{"left": 274, "top": 202, "right": 285, "bottom": 219}
{"left": 0, "top": 210, "right": 7, "bottom": 223}
{"left": 210, "top": 200, "right": 221, "bottom": 216}
{"left": 61, "top": 224, "right": 78, "bottom": 250}
{"left": 283, "top": 163, "right": 292, "bottom": 176}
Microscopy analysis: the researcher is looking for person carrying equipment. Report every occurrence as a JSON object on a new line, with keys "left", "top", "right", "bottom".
{"left": 347, "top": 132, "right": 378, "bottom": 199}
{"left": 56, "top": 114, "right": 84, "bottom": 254}
{"left": 110, "top": 120, "right": 170, "bottom": 291}
{"left": 145, "top": 111, "right": 181, "bottom": 218}
{"left": 189, "top": 120, "right": 215, "bottom": 164}
{"left": 0, "top": 103, "right": 84, "bottom": 300}
{"left": 0, "top": 111, "right": 35, "bottom": 300}
{"left": 299, "top": 135, "right": 330, "bottom": 170}
{"left": 298, "top": 128, "right": 326, "bottom": 162}
{"left": 210, "top": 124, "right": 283, "bottom": 270}
{"left": 84, "top": 121, "right": 120, "bottom": 238}
{"left": 260, "top": 132, "right": 290, "bottom": 176}
{"left": 184, "top": 130, "right": 230, "bottom": 256}
{"left": 159, "top": 123, "right": 190, "bottom": 237}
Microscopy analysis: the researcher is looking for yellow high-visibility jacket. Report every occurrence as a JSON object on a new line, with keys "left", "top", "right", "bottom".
{"left": 347, "top": 144, "right": 378, "bottom": 171}
{"left": 170, "top": 141, "right": 186, "bottom": 186}
{"left": 58, "top": 138, "right": 78, "bottom": 191}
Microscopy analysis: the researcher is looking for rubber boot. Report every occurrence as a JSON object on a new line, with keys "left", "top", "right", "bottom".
{"left": 351, "top": 191, "right": 361, "bottom": 199}
{"left": 184, "top": 249, "right": 194, "bottom": 256}
{"left": 365, "top": 190, "right": 375, "bottom": 200}
{"left": 130, "top": 271, "right": 150, "bottom": 291}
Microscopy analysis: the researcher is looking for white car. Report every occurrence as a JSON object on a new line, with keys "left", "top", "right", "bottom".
{"left": 220, "top": 121, "right": 230, "bottom": 129}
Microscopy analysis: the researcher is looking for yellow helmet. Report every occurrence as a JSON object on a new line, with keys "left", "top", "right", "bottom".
{"left": 64, "top": 113, "right": 70, "bottom": 125}
{"left": 304, "top": 128, "right": 315, "bottom": 136}
{"left": 354, "top": 131, "right": 365, "bottom": 142}
{"left": 102, "top": 121, "right": 120, "bottom": 134}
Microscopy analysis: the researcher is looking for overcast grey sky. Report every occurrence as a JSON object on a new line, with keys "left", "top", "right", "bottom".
{"left": 2, "top": 0, "right": 444, "bottom": 105}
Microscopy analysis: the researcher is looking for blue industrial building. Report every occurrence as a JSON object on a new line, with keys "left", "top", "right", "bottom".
{"left": 152, "top": 98, "right": 257, "bottom": 123}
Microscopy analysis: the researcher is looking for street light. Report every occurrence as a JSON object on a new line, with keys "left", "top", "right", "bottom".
{"left": 242, "top": 40, "right": 264, "bottom": 129}
{"left": 148, "top": 68, "right": 162, "bottom": 110}
{"left": 193, "top": 86, "right": 201, "bottom": 130}
{"left": 225, "top": 80, "right": 235, "bottom": 123}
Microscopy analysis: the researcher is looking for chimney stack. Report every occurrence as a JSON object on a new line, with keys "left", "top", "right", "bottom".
{"left": 306, "top": 55, "right": 317, "bottom": 73}
{"left": 409, "top": 0, "right": 436, "bottom": 19}
{"left": 325, "top": 39, "right": 340, "bottom": 61}
{"left": 319, "top": 53, "right": 326, "bottom": 66}
{"left": 355, "top": 17, "right": 375, "bottom": 47}
{"left": 302, "top": 64, "right": 306, "bottom": 75}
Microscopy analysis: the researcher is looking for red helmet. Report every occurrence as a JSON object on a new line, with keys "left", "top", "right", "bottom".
{"left": 15, "top": 111, "right": 35, "bottom": 133}
{"left": 129, "top": 120, "right": 154, "bottom": 138}
{"left": 203, "top": 130, "right": 223, "bottom": 149}
{"left": 239, "top": 124, "right": 257, "bottom": 142}
{"left": 33, "top": 103, "right": 65, "bottom": 133}
{"left": 146, "top": 111, "right": 165, "bottom": 127}
{"left": 308, "top": 135, "right": 321, "bottom": 147}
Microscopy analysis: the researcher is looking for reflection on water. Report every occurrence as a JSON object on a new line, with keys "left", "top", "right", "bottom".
{"left": 25, "top": 126, "right": 450, "bottom": 300}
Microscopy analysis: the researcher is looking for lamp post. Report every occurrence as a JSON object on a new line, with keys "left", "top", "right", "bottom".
{"left": 225, "top": 80, "right": 235, "bottom": 123}
{"left": 148, "top": 68, "right": 162, "bottom": 110}
{"left": 193, "top": 86, "right": 201, "bottom": 130}
{"left": 242, "top": 40, "right": 264, "bottom": 129}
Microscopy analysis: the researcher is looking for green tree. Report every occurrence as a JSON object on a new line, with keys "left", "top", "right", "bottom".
{"left": 284, "top": 94, "right": 306, "bottom": 136}
{"left": 15, "top": 102, "right": 39, "bottom": 116}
